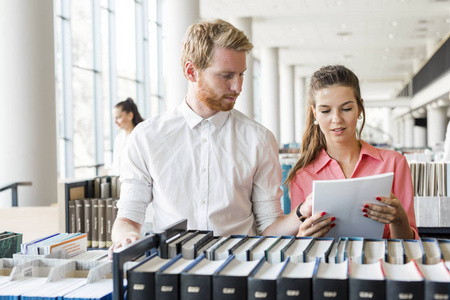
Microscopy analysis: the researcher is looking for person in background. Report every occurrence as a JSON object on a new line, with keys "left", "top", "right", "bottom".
{"left": 110, "top": 18, "right": 304, "bottom": 256}
{"left": 110, "top": 98, "right": 144, "bottom": 176}
{"left": 286, "top": 65, "right": 418, "bottom": 240}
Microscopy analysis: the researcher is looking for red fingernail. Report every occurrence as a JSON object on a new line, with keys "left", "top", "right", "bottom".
{"left": 331, "top": 223, "right": 336, "bottom": 228}
{"left": 362, "top": 209, "right": 367, "bottom": 212}
{"left": 330, "top": 217, "right": 336, "bottom": 221}
{"left": 321, "top": 212, "right": 326, "bottom": 216}
{"left": 376, "top": 197, "right": 381, "bottom": 201}
{"left": 364, "top": 204, "right": 369, "bottom": 208}
{"left": 363, "top": 213, "right": 368, "bottom": 217}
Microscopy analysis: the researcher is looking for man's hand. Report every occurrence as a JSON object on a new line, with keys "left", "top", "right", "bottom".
{"left": 108, "top": 217, "right": 142, "bottom": 259}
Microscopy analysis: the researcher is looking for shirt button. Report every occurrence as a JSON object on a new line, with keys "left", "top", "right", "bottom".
{"left": 202, "top": 138, "right": 207, "bottom": 143}
{"left": 202, "top": 168, "right": 207, "bottom": 173}
{"left": 201, "top": 200, "right": 205, "bottom": 204}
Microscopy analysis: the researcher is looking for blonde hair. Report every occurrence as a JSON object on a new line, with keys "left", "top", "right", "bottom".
{"left": 286, "top": 65, "right": 366, "bottom": 185}
{"left": 181, "top": 18, "right": 253, "bottom": 77}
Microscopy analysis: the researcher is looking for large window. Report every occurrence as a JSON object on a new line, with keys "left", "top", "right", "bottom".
{"left": 55, "top": 0, "right": 163, "bottom": 179}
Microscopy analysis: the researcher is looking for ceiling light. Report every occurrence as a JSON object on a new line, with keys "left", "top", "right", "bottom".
{"left": 446, "top": 18, "right": 450, "bottom": 24}
{"left": 391, "top": 21, "right": 398, "bottom": 26}
{"left": 382, "top": 55, "right": 387, "bottom": 60}
{"left": 385, "top": 47, "right": 390, "bottom": 52}
{"left": 343, "top": 36, "right": 349, "bottom": 41}
{"left": 341, "top": 24, "right": 347, "bottom": 29}
{"left": 388, "top": 34, "right": 394, "bottom": 39}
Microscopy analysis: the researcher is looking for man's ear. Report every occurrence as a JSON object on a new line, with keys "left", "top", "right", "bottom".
{"left": 185, "top": 61, "right": 197, "bottom": 82}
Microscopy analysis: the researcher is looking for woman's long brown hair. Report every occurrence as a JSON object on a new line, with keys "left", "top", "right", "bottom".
{"left": 285, "top": 65, "right": 366, "bottom": 186}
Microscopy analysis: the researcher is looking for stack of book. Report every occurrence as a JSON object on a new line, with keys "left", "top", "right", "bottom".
{"left": 0, "top": 257, "right": 115, "bottom": 299}
{"left": 0, "top": 231, "right": 22, "bottom": 259}
{"left": 65, "top": 175, "right": 121, "bottom": 249}
{"left": 68, "top": 198, "right": 118, "bottom": 249}
{"left": 409, "top": 162, "right": 450, "bottom": 227}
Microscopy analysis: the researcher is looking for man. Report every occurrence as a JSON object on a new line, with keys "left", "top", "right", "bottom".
{"left": 110, "top": 19, "right": 302, "bottom": 254}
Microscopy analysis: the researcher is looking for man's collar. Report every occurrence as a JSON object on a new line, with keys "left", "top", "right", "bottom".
{"left": 180, "top": 99, "right": 230, "bottom": 130}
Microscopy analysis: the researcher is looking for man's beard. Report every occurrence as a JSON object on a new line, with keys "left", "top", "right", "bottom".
{"left": 197, "top": 77, "right": 239, "bottom": 112}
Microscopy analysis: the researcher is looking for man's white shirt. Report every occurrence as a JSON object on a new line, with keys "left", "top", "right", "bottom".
{"left": 118, "top": 99, "right": 283, "bottom": 236}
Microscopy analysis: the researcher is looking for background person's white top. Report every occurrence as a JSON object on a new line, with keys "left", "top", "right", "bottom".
{"left": 110, "top": 130, "right": 128, "bottom": 176}
{"left": 118, "top": 99, "right": 283, "bottom": 236}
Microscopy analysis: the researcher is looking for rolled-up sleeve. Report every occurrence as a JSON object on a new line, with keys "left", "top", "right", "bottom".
{"left": 252, "top": 130, "right": 283, "bottom": 234}
{"left": 117, "top": 130, "right": 152, "bottom": 225}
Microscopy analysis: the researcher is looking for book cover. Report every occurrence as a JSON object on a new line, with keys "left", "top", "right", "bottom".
{"left": 0, "top": 232, "right": 22, "bottom": 258}
{"left": 231, "top": 236, "right": 264, "bottom": 261}
{"left": 91, "top": 199, "right": 99, "bottom": 248}
{"left": 349, "top": 260, "right": 385, "bottom": 300}
{"left": 105, "top": 198, "right": 113, "bottom": 248}
{"left": 403, "top": 239, "right": 425, "bottom": 263}
{"left": 281, "top": 236, "right": 314, "bottom": 263}
{"left": 75, "top": 199, "right": 85, "bottom": 233}
{"left": 276, "top": 258, "right": 317, "bottom": 300}
{"left": 416, "top": 260, "right": 450, "bottom": 300}
{"left": 362, "top": 239, "right": 386, "bottom": 264}
{"left": 313, "top": 259, "right": 348, "bottom": 300}
{"left": 127, "top": 252, "right": 172, "bottom": 300}
{"left": 98, "top": 199, "right": 106, "bottom": 248}
{"left": 213, "top": 235, "right": 247, "bottom": 261}
{"left": 305, "top": 237, "right": 335, "bottom": 262}
{"left": 422, "top": 237, "right": 442, "bottom": 264}
{"left": 266, "top": 236, "right": 294, "bottom": 264}
{"left": 84, "top": 199, "right": 92, "bottom": 247}
{"left": 68, "top": 200, "right": 76, "bottom": 233}
{"left": 383, "top": 260, "right": 424, "bottom": 300}
{"left": 155, "top": 255, "right": 194, "bottom": 300}
{"left": 180, "top": 230, "right": 213, "bottom": 259}
{"left": 180, "top": 254, "right": 227, "bottom": 300}
{"left": 247, "top": 260, "right": 286, "bottom": 300}
{"left": 213, "top": 255, "right": 262, "bottom": 300}
{"left": 248, "top": 236, "right": 280, "bottom": 261}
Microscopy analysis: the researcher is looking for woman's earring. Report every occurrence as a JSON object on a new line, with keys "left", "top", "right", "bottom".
{"left": 358, "top": 115, "right": 362, "bottom": 120}
{"left": 313, "top": 120, "right": 318, "bottom": 125}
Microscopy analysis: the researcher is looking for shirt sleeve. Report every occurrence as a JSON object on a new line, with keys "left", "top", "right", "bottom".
{"left": 117, "top": 130, "right": 153, "bottom": 225}
{"left": 386, "top": 154, "right": 419, "bottom": 239}
{"left": 289, "top": 175, "right": 306, "bottom": 211}
{"left": 251, "top": 129, "right": 283, "bottom": 234}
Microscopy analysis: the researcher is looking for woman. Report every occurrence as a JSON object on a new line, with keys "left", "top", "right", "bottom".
{"left": 287, "top": 65, "right": 418, "bottom": 239}
{"left": 110, "top": 98, "right": 144, "bottom": 175}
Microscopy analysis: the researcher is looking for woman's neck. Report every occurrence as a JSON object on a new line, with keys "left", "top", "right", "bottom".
{"left": 124, "top": 125, "right": 135, "bottom": 135}
{"left": 326, "top": 139, "right": 362, "bottom": 178}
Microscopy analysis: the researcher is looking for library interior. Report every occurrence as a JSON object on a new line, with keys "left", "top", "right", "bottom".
{"left": 1, "top": 0, "right": 450, "bottom": 299}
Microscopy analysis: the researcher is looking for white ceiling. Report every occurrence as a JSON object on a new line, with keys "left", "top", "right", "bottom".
{"left": 201, "top": 0, "right": 450, "bottom": 101}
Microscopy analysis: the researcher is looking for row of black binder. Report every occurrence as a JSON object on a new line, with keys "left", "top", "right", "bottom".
{"left": 127, "top": 250, "right": 450, "bottom": 300}
{"left": 110, "top": 220, "right": 450, "bottom": 300}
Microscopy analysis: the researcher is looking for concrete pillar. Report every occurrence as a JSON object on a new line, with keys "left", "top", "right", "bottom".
{"left": 280, "top": 65, "right": 295, "bottom": 144}
{"left": 413, "top": 126, "right": 427, "bottom": 147}
{"left": 0, "top": 0, "right": 57, "bottom": 207}
{"left": 294, "top": 75, "right": 306, "bottom": 144}
{"left": 260, "top": 47, "right": 280, "bottom": 144}
{"left": 383, "top": 108, "right": 394, "bottom": 145}
{"left": 426, "top": 104, "right": 448, "bottom": 147}
{"left": 163, "top": 0, "right": 199, "bottom": 112}
{"left": 404, "top": 114, "right": 415, "bottom": 148}
{"left": 230, "top": 17, "right": 254, "bottom": 119}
